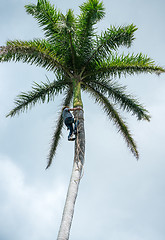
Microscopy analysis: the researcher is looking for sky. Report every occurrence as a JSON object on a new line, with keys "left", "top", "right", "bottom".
{"left": 0, "top": 0, "right": 165, "bottom": 239}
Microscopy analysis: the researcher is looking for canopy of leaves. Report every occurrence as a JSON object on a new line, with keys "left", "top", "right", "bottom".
{"left": 0, "top": 0, "right": 164, "bottom": 167}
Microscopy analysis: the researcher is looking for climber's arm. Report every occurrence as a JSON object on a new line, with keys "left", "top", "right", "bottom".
{"left": 68, "top": 107, "right": 82, "bottom": 112}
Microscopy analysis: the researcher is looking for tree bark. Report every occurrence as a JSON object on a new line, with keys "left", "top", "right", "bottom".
{"left": 57, "top": 108, "right": 85, "bottom": 240}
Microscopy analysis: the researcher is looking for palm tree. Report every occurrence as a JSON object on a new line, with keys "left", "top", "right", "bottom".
{"left": 0, "top": 0, "right": 164, "bottom": 239}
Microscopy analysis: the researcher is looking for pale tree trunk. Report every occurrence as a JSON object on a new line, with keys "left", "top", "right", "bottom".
{"left": 57, "top": 108, "right": 85, "bottom": 240}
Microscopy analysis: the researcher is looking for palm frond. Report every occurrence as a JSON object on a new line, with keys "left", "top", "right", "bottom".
{"left": 84, "top": 79, "right": 151, "bottom": 121}
{"left": 0, "top": 40, "right": 70, "bottom": 74}
{"left": 25, "top": 1, "right": 77, "bottom": 69}
{"left": 94, "top": 53, "right": 165, "bottom": 78}
{"left": 76, "top": 0, "right": 105, "bottom": 63}
{"left": 6, "top": 77, "right": 70, "bottom": 117}
{"left": 25, "top": 0, "right": 61, "bottom": 44}
{"left": 86, "top": 24, "right": 137, "bottom": 64}
{"left": 83, "top": 83, "right": 139, "bottom": 159}
{"left": 66, "top": 9, "right": 77, "bottom": 71}
{"left": 46, "top": 87, "right": 73, "bottom": 169}
{"left": 79, "top": 0, "right": 105, "bottom": 23}
{"left": 56, "top": 9, "right": 77, "bottom": 69}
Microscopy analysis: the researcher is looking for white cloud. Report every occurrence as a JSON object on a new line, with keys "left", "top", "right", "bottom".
{"left": 0, "top": 156, "right": 66, "bottom": 240}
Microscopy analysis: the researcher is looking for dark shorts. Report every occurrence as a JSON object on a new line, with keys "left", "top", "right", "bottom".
{"left": 65, "top": 117, "right": 74, "bottom": 126}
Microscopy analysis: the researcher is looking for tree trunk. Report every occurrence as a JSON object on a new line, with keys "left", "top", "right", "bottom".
{"left": 57, "top": 108, "right": 85, "bottom": 240}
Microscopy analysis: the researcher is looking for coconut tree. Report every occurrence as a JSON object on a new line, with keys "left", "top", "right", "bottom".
{"left": 0, "top": 0, "right": 164, "bottom": 239}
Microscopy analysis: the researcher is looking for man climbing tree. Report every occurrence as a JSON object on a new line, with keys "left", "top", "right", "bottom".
{"left": 0, "top": 0, "right": 164, "bottom": 239}
{"left": 62, "top": 106, "right": 80, "bottom": 141}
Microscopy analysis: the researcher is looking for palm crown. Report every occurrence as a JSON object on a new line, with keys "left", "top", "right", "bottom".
{"left": 0, "top": 0, "right": 164, "bottom": 168}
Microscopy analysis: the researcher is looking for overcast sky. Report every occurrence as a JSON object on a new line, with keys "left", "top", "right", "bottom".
{"left": 0, "top": 0, "right": 165, "bottom": 239}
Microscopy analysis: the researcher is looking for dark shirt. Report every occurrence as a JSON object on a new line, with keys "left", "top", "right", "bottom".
{"left": 62, "top": 108, "right": 73, "bottom": 121}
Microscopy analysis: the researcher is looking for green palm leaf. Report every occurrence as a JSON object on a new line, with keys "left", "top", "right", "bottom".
{"left": 56, "top": 9, "right": 77, "bottom": 69}
{"left": 84, "top": 79, "right": 151, "bottom": 121}
{"left": 76, "top": 0, "right": 105, "bottom": 63}
{"left": 83, "top": 83, "right": 139, "bottom": 159}
{"left": 6, "top": 77, "right": 70, "bottom": 117}
{"left": 25, "top": 0, "right": 61, "bottom": 44}
{"left": 25, "top": 1, "right": 76, "bottom": 69}
{"left": 46, "top": 87, "right": 73, "bottom": 169}
{"left": 85, "top": 24, "right": 137, "bottom": 66}
{"left": 0, "top": 39, "right": 69, "bottom": 73}
{"left": 94, "top": 53, "right": 165, "bottom": 78}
